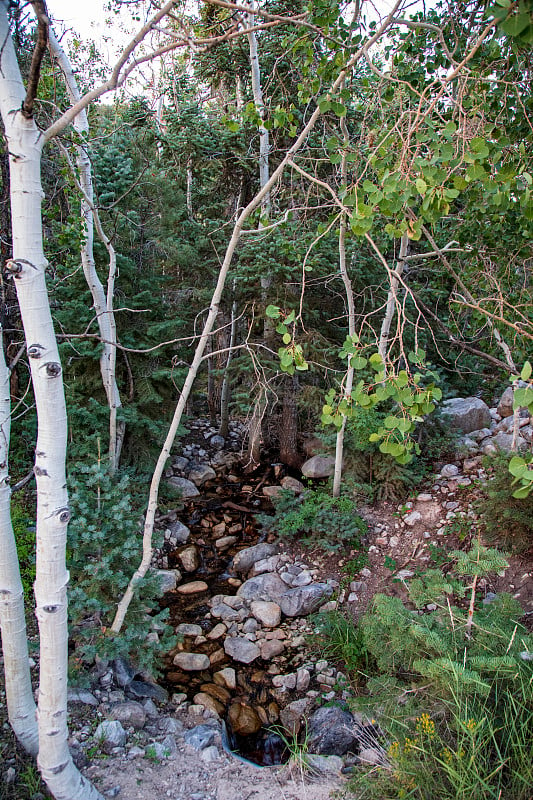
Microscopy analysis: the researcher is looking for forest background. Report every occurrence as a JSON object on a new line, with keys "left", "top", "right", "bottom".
{"left": 0, "top": 0, "right": 532, "bottom": 799}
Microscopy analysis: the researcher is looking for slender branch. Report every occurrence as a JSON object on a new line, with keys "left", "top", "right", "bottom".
{"left": 22, "top": 1, "right": 49, "bottom": 119}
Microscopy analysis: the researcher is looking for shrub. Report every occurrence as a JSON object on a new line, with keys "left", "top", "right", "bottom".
{"left": 348, "top": 545, "right": 533, "bottom": 800}
{"left": 479, "top": 453, "right": 533, "bottom": 553}
{"left": 268, "top": 488, "right": 367, "bottom": 551}
{"left": 310, "top": 610, "right": 371, "bottom": 682}
{"left": 67, "top": 462, "right": 176, "bottom": 680}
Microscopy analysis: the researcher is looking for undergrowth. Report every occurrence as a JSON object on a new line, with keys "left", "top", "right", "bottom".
{"left": 478, "top": 453, "right": 533, "bottom": 553}
{"left": 267, "top": 488, "right": 367, "bottom": 551}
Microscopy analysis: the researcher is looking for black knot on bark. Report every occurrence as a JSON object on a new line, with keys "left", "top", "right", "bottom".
{"left": 45, "top": 362, "right": 61, "bottom": 377}
{"left": 27, "top": 344, "right": 45, "bottom": 358}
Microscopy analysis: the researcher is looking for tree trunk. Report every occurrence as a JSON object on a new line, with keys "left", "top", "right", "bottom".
{"left": 377, "top": 232, "right": 409, "bottom": 370}
{"left": 49, "top": 28, "right": 124, "bottom": 473}
{"left": 219, "top": 287, "right": 238, "bottom": 439}
{"left": 0, "top": 6, "right": 102, "bottom": 797}
{"left": 0, "top": 332, "right": 39, "bottom": 756}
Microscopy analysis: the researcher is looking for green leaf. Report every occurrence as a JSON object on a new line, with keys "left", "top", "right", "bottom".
{"left": 520, "top": 361, "right": 532, "bottom": 381}
{"left": 351, "top": 356, "right": 368, "bottom": 370}
{"left": 508, "top": 456, "right": 527, "bottom": 478}
{"left": 512, "top": 485, "right": 532, "bottom": 499}
{"left": 514, "top": 388, "right": 533, "bottom": 408}
{"left": 501, "top": 11, "right": 531, "bottom": 37}
{"left": 266, "top": 305, "right": 280, "bottom": 318}
{"left": 282, "top": 332, "right": 291, "bottom": 344}
{"left": 415, "top": 177, "right": 428, "bottom": 195}
{"left": 331, "top": 101, "right": 347, "bottom": 117}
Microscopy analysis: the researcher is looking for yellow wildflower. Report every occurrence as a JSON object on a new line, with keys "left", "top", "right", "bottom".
{"left": 466, "top": 719, "right": 477, "bottom": 731}
{"left": 416, "top": 712, "right": 436, "bottom": 739}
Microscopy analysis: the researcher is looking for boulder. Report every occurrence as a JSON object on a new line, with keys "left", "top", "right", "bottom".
{"left": 224, "top": 636, "right": 260, "bottom": 664}
{"left": 441, "top": 397, "right": 491, "bottom": 434}
{"left": 307, "top": 706, "right": 360, "bottom": 756}
{"left": 166, "top": 476, "right": 200, "bottom": 498}
{"left": 232, "top": 543, "right": 280, "bottom": 575}
{"left": 279, "top": 582, "right": 334, "bottom": 617}
{"left": 301, "top": 455, "right": 336, "bottom": 479}
{"left": 237, "top": 573, "right": 287, "bottom": 603}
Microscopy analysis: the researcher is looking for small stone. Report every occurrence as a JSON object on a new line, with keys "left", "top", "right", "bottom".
{"left": 213, "top": 668, "right": 236, "bottom": 690}
{"left": 251, "top": 600, "right": 282, "bottom": 628}
{"left": 280, "top": 476, "right": 305, "bottom": 494}
{"left": 68, "top": 688, "right": 99, "bottom": 706}
{"left": 173, "top": 652, "right": 210, "bottom": 671}
{"left": 233, "top": 543, "right": 280, "bottom": 575}
{"left": 207, "top": 623, "right": 226, "bottom": 640}
{"left": 175, "top": 623, "right": 203, "bottom": 637}
{"left": 441, "top": 464, "right": 459, "bottom": 478}
{"left": 200, "top": 745, "right": 220, "bottom": 762}
{"left": 404, "top": 511, "right": 422, "bottom": 526}
{"left": 95, "top": 720, "right": 127, "bottom": 753}
{"left": 184, "top": 724, "right": 219, "bottom": 751}
{"left": 167, "top": 520, "right": 190, "bottom": 544}
{"left": 177, "top": 581, "right": 208, "bottom": 595}
{"left": 155, "top": 569, "right": 180, "bottom": 593}
{"left": 358, "top": 747, "right": 386, "bottom": 766}
{"left": 179, "top": 546, "right": 200, "bottom": 572}
{"left": 301, "top": 455, "right": 336, "bottom": 479}
{"left": 215, "top": 536, "right": 238, "bottom": 550}
{"left": 262, "top": 485, "right": 284, "bottom": 500}
{"left": 279, "top": 583, "right": 334, "bottom": 617}
{"left": 237, "top": 573, "right": 287, "bottom": 603}
{"left": 417, "top": 493, "right": 433, "bottom": 502}
{"left": 193, "top": 693, "right": 224, "bottom": 716}
{"left": 306, "top": 754, "right": 344, "bottom": 775}
{"left": 188, "top": 465, "right": 216, "bottom": 486}
{"left": 127, "top": 681, "right": 168, "bottom": 703}
{"left": 228, "top": 702, "right": 262, "bottom": 735}
{"left": 260, "top": 639, "right": 285, "bottom": 659}
{"left": 224, "top": 636, "right": 260, "bottom": 664}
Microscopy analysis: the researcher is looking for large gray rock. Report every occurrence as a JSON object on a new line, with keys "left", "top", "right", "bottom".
{"left": 279, "top": 583, "right": 334, "bottom": 617}
{"left": 307, "top": 706, "right": 360, "bottom": 756}
{"left": 237, "top": 573, "right": 287, "bottom": 603}
{"left": 491, "top": 432, "right": 527, "bottom": 452}
{"left": 224, "top": 636, "right": 260, "bottom": 664}
{"left": 166, "top": 476, "right": 200, "bottom": 498}
{"left": 232, "top": 543, "right": 280, "bottom": 575}
{"left": 250, "top": 600, "right": 281, "bottom": 628}
{"left": 109, "top": 701, "right": 146, "bottom": 730}
{"left": 94, "top": 720, "right": 127, "bottom": 753}
{"left": 167, "top": 520, "right": 190, "bottom": 544}
{"left": 188, "top": 464, "right": 216, "bottom": 486}
{"left": 301, "top": 455, "right": 336, "bottom": 479}
{"left": 441, "top": 397, "right": 491, "bottom": 434}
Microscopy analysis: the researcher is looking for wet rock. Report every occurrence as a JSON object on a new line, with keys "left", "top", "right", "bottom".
{"left": 441, "top": 397, "right": 491, "bottom": 434}
{"left": 95, "top": 720, "right": 127, "bottom": 753}
{"left": 179, "top": 546, "right": 200, "bottom": 572}
{"left": 233, "top": 543, "right": 280, "bottom": 575}
{"left": 279, "top": 583, "right": 334, "bottom": 617}
{"left": 237, "top": 573, "right": 287, "bottom": 603}
{"left": 213, "top": 668, "right": 236, "bottom": 691}
{"left": 281, "top": 476, "right": 305, "bottom": 494}
{"left": 155, "top": 568, "right": 180, "bottom": 594}
{"left": 166, "top": 476, "right": 200, "bottom": 498}
{"left": 127, "top": 681, "right": 168, "bottom": 703}
{"left": 228, "top": 702, "right": 262, "bottom": 735}
{"left": 279, "top": 698, "right": 312, "bottom": 735}
{"left": 184, "top": 724, "right": 219, "bottom": 751}
{"left": 188, "top": 465, "right": 216, "bottom": 486}
{"left": 167, "top": 520, "right": 190, "bottom": 544}
{"left": 193, "top": 693, "right": 224, "bottom": 716}
{"left": 177, "top": 580, "right": 208, "bottom": 595}
{"left": 301, "top": 455, "right": 336, "bottom": 479}
{"left": 173, "top": 652, "right": 211, "bottom": 671}
{"left": 109, "top": 701, "right": 146, "bottom": 730}
{"left": 307, "top": 706, "right": 360, "bottom": 755}
{"left": 175, "top": 623, "right": 203, "bottom": 637}
{"left": 215, "top": 535, "right": 238, "bottom": 551}
{"left": 251, "top": 600, "right": 282, "bottom": 628}
{"left": 224, "top": 636, "right": 260, "bottom": 664}
{"left": 200, "top": 683, "right": 231, "bottom": 704}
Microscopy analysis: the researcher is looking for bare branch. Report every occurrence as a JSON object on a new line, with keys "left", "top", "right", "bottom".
{"left": 22, "top": 1, "right": 49, "bottom": 119}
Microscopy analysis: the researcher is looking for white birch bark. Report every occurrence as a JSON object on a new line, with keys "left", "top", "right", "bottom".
{"left": 0, "top": 334, "right": 39, "bottom": 756}
{"left": 0, "top": 6, "right": 102, "bottom": 797}
{"left": 333, "top": 104, "right": 354, "bottom": 498}
{"left": 219, "top": 286, "right": 238, "bottom": 438}
{"left": 377, "top": 232, "right": 409, "bottom": 370}
{"left": 48, "top": 29, "right": 124, "bottom": 472}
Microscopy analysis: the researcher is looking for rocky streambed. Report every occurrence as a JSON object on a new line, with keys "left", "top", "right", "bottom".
{"left": 150, "top": 420, "right": 358, "bottom": 764}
